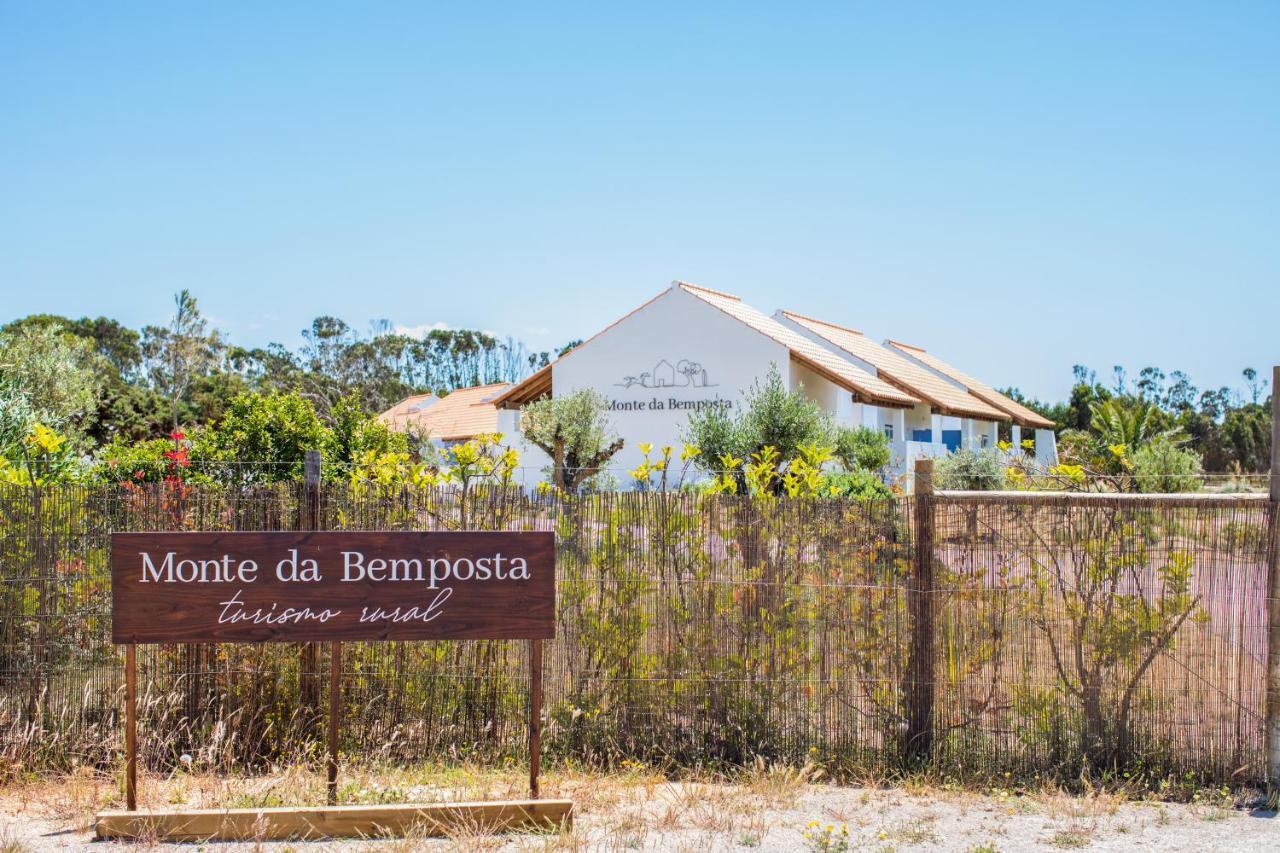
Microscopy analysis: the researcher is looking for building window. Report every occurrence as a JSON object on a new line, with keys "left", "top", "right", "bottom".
{"left": 981, "top": 433, "right": 990, "bottom": 448}
{"left": 884, "top": 423, "right": 894, "bottom": 441}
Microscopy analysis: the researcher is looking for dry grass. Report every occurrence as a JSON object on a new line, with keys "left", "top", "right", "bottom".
{"left": 0, "top": 760, "right": 1267, "bottom": 851}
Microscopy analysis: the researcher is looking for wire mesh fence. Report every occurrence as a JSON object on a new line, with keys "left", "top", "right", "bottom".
{"left": 0, "top": 480, "right": 1271, "bottom": 785}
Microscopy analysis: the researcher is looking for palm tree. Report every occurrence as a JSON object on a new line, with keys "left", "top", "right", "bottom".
{"left": 1089, "top": 399, "right": 1177, "bottom": 449}
{"left": 1087, "top": 398, "right": 1183, "bottom": 478}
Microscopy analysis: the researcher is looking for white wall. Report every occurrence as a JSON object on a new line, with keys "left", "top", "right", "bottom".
{"left": 541, "top": 285, "right": 791, "bottom": 478}
{"left": 905, "top": 403, "right": 933, "bottom": 437}
{"left": 789, "top": 360, "right": 842, "bottom": 413}
{"left": 498, "top": 408, "right": 553, "bottom": 487}
{"left": 1035, "top": 428, "right": 1059, "bottom": 466}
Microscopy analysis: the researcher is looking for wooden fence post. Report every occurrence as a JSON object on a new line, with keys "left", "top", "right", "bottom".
{"left": 1267, "top": 366, "right": 1280, "bottom": 795}
{"left": 905, "top": 458, "right": 936, "bottom": 763}
{"left": 300, "top": 451, "right": 322, "bottom": 721}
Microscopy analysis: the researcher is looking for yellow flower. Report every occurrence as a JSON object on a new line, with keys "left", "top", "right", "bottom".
{"left": 1021, "top": 438, "right": 1035, "bottom": 450}
{"left": 25, "top": 423, "right": 66, "bottom": 455}
{"left": 638, "top": 442, "right": 653, "bottom": 455}
{"left": 680, "top": 443, "right": 700, "bottom": 461}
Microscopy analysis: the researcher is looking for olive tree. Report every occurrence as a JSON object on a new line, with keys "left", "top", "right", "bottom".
{"left": 684, "top": 365, "right": 833, "bottom": 479}
{"left": 0, "top": 322, "right": 99, "bottom": 436}
{"left": 519, "top": 389, "right": 624, "bottom": 492}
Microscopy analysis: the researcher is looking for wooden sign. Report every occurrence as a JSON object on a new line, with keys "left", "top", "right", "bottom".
{"left": 111, "top": 531, "right": 555, "bottom": 644}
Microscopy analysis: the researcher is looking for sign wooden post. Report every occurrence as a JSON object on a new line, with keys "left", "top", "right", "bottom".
{"left": 125, "top": 643, "right": 136, "bottom": 811}
{"left": 327, "top": 640, "right": 340, "bottom": 805}
{"left": 529, "top": 638, "right": 542, "bottom": 799}
{"left": 100, "top": 530, "right": 569, "bottom": 840}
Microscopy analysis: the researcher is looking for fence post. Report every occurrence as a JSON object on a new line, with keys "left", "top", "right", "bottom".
{"left": 300, "top": 451, "right": 322, "bottom": 724}
{"left": 905, "top": 457, "right": 936, "bottom": 763}
{"left": 1267, "top": 366, "right": 1280, "bottom": 795}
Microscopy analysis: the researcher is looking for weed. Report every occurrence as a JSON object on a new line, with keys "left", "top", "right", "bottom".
{"left": 1046, "top": 828, "right": 1090, "bottom": 849}
{"left": 885, "top": 818, "right": 939, "bottom": 844}
{"left": 802, "top": 820, "right": 851, "bottom": 853}
{"left": 0, "top": 825, "right": 30, "bottom": 853}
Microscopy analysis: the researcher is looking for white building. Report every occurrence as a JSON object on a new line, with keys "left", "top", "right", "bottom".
{"left": 490, "top": 281, "right": 1057, "bottom": 485}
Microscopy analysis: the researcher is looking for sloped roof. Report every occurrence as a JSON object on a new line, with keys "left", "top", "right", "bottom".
{"left": 377, "top": 383, "right": 509, "bottom": 440}
{"left": 883, "top": 340, "right": 1055, "bottom": 429}
{"left": 778, "top": 311, "right": 1007, "bottom": 421}
{"left": 376, "top": 393, "right": 437, "bottom": 429}
{"left": 675, "top": 283, "right": 918, "bottom": 408}
{"left": 491, "top": 363, "right": 551, "bottom": 409}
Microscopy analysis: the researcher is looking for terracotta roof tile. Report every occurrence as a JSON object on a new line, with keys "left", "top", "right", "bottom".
{"left": 883, "top": 341, "right": 1055, "bottom": 429}
{"left": 676, "top": 284, "right": 919, "bottom": 407}
{"left": 779, "top": 311, "right": 1007, "bottom": 421}
{"left": 378, "top": 383, "right": 509, "bottom": 440}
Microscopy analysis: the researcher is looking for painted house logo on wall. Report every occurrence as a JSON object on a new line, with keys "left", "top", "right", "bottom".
{"left": 608, "top": 358, "right": 731, "bottom": 412}
{"left": 615, "top": 359, "right": 717, "bottom": 389}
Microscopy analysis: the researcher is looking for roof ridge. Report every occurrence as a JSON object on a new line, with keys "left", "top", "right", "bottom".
{"left": 779, "top": 310, "right": 863, "bottom": 336}
{"left": 886, "top": 338, "right": 926, "bottom": 352}
{"left": 674, "top": 280, "right": 742, "bottom": 301}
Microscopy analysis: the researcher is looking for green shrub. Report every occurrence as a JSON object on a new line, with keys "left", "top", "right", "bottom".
{"left": 934, "top": 448, "right": 1006, "bottom": 491}
{"left": 93, "top": 435, "right": 179, "bottom": 483}
{"left": 833, "top": 426, "right": 890, "bottom": 472}
{"left": 325, "top": 394, "right": 406, "bottom": 466}
{"left": 1132, "top": 439, "right": 1202, "bottom": 493}
{"left": 823, "top": 469, "right": 893, "bottom": 500}
{"left": 685, "top": 364, "right": 833, "bottom": 479}
{"left": 193, "top": 391, "right": 329, "bottom": 484}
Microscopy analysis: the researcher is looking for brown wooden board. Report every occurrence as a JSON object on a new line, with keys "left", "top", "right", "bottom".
{"left": 95, "top": 799, "right": 574, "bottom": 840}
{"left": 111, "top": 531, "right": 555, "bottom": 643}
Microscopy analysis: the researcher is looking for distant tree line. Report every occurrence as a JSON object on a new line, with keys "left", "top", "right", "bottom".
{"left": 1003, "top": 364, "right": 1272, "bottom": 474}
{"left": 0, "top": 290, "right": 560, "bottom": 452}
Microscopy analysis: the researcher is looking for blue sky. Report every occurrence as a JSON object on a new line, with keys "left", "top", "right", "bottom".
{"left": 2, "top": 3, "right": 1277, "bottom": 402}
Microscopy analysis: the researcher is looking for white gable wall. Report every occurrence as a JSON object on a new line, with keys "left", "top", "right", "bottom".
{"left": 544, "top": 285, "right": 790, "bottom": 477}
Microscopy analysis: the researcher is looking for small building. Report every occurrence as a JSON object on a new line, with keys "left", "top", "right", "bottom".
{"left": 377, "top": 382, "right": 509, "bottom": 445}
{"left": 490, "top": 281, "right": 1056, "bottom": 484}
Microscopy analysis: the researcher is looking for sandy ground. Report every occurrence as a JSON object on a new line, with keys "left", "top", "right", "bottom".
{"left": 0, "top": 765, "right": 1274, "bottom": 851}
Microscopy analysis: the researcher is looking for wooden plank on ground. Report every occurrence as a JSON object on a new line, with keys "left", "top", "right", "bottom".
{"left": 95, "top": 799, "right": 574, "bottom": 841}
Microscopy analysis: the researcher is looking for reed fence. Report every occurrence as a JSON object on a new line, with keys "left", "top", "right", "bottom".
{"left": 0, "top": 475, "right": 1273, "bottom": 787}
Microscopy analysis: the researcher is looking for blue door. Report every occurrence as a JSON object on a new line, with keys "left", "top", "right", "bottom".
{"left": 941, "top": 430, "right": 962, "bottom": 452}
{"left": 911, "top": 429, "right": 933, "bottom": 443}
